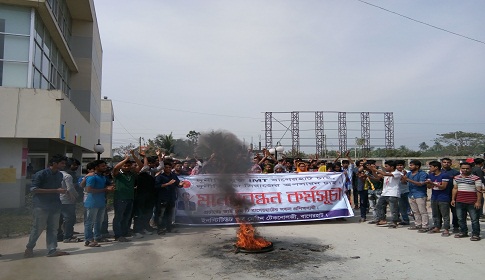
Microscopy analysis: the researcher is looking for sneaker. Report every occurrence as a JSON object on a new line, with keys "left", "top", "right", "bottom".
{"left": 24, "top": 248, "right": 34, "bottom": 258}
{"left": 115, "top": 236, "right": 131, "bottom": 242}
{"left": 133, "top": 233, "right": 144, "bottom": 239}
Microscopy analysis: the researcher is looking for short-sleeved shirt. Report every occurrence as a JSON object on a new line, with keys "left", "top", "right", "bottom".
{"left": 454, "top": 174, "right": 483, "bottom": 204}
{"left": 114, "top": 172, "right": 136, "bottom": 200}
{"left": 407, "top": 170, "right": 428, "bottom": 198}
{"left": 30, "top": 168, "right": 63, "bottom": 209}
{"left": 84, "top": 174, "right": 108, "bottom": 208}
{"left": 381, "top": 170, "right": 402, "bottom": 197}
{"left": 429, "top": 172, "right": 450, "bottom": 202}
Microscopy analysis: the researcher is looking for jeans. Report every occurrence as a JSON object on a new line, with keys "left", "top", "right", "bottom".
{"left": 376, "top": 196, "right": 399, "bottom": 223}
{"left": 84, "top": 207, "right": 105, "bottom": 242}
{"left": 368, "top": 189, "right": 382, "bottom": 221}
{"left": 60, "top": 204, "right": 76, "bottom": 239}
{"left": 431, "top": 200, "right": 450, "bottom": 230}
{"left": 155, "top": 201, "right": 175, "bottom": 231}
{"left": 455, "top": 202, "right": 480, "bottom": 236}
{"left": 409, "top": 196, "right": 429, "bottom": 228}
{"left": 450, "top": 203, "right": 459, "bottom": 229}
{"left": 26, "top": 207, "right": 60, "bottom": 255}
{"left": 358, "top": 190, "right": 368, "bottom": 219}
{"left": 133, "top": 193, "right": 156, "bottom": 233}
{"left": 398, "top": 192, "right": 410, "bottom": 223}
{"left": 352, "top": 186, "right": 359, "bottom": 207}
{"left": 113, "top": 199, "right": 134, "bottom": 238}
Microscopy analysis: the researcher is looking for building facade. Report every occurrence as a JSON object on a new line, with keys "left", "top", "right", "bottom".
{"left": 0, "top": 0, "right": 112, "bottom": 208}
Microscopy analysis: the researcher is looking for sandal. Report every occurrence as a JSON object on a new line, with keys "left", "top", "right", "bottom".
{"left": 470, "top": 236, "right": 481, "bottom": 241}
{"left": 454, "top": 233, "right": 469, "bottom": 238}
{"left": 428, "top": 228, "right": 440, "bottom": 234}
{"left": 47, "top": 250, "right": 70, "bottom": 257}
{"left": 84, "top": 241, "right": 101, "bottom": 247}
{"left": 441, "top": 232, "right": 450, "bottom": 237}
{"left": 95, "top": 238, "right": 111, "bottom": 243}
{"left": 408, "top": 226, "right": 422, "bottom": 230}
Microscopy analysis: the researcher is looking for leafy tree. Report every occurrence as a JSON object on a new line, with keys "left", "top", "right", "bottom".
{"left": 112, "top": 143, "right": 136, "bottom": 157}
{"left": 148, "top": 133, "right": 175, "bottom": 155}
{"left": 434, "top": 131, "right": 485, "bottom": 155}
{"left": 186, "top": 130, "right": 200, "bottom": 157}
{"left": 418, "top": 142, "right": 429, "bottom": 151}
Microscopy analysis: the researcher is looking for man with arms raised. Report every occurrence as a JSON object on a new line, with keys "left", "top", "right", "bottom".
{"left": 369, "top": 160, "right": 401, "bottom": 228}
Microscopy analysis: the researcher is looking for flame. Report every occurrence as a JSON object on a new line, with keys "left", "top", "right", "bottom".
{"left": 235, "top": 222, "right": 271, "bottom": 250}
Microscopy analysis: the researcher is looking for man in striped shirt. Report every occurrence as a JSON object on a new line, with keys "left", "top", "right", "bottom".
{"left": 451, "top": 162, "right": 484, "bottom": 241}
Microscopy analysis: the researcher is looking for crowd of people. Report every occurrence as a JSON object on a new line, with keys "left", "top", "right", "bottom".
{"left": 23, "top": 149, "right": 484, "bottom": 257}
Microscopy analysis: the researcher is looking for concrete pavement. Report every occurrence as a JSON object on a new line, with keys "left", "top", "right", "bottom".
{"left": 1, "top": 212, "right": 484, "bottom": 280}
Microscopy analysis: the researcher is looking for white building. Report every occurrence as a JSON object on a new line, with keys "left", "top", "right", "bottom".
{"left": 0, "top": 0, "right": 112, "bottom": 208}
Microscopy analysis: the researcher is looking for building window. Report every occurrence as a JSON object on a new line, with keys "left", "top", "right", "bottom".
{"left": 46, "top": 0, "right": 72, "bottom": 47}
{"left": 0, "top": 5, "right": 30, "bottom": 87}
{"left": 33, "top": 14, "right": 71, "bottom": 97}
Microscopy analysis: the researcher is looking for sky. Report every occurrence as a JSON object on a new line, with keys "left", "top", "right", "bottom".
{"left": 93, "top": 0, "right": 485, "bottom": 153}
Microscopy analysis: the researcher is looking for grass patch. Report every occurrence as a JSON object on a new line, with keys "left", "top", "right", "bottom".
{"left": 0, "top": 208, "right": 32, "bottom": 238}
{"left": 0, "top": 193, "right": 114, "bottom": 239}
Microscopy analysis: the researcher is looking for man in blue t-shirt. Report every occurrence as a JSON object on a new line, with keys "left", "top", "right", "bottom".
{"left": 84, "top": 160, "right": 114, "bottom": 247}
{"left": 24, "top": 155, "right": 70, "bottom": 258}
{"left": 441, "top": 158, "right": 460, "bottom": 233}
{"left": 426, "top": 161, "right": 451, "bottom": 236}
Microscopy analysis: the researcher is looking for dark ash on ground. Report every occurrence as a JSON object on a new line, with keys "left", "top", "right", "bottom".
{"left": 204, "top": 238, "right": 341, "bottom": 274}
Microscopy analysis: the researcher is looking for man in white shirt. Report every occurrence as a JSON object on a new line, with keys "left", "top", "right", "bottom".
{"left": 369, "top": 160, "right": 402, "bottom": 228}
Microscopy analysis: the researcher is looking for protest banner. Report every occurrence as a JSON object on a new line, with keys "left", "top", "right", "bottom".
{"left": 175, "top": 172, "right": 354, "bottom": 225}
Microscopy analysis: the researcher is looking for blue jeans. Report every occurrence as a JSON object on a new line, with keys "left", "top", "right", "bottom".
{"left": 60, "top": 204, "right": 76, "bottom": 239}
{"left": 113, "top": 199, "right": 134, "bottom": 238}
{"left": 455, "top": 202, "right": 480, "bottom": 236}
{"left": 84, "top": 207, "right": 105, "bottom": 242}
{"left": 399, "top": 192, "right": 410, "bottom": 223}
{"left": 368, "top": 189, "right": 382, "bottom": 221}
{"left": 26, "top": 207, "right": 61, "bottom": 255}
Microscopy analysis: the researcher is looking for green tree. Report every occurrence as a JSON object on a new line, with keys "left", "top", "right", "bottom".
{"left": 112, "top": 143, "right": 136, "bottom": 157}
{"left": 186, "top": 130, "right": 200, "bottom": 157}
{"left": 418, "top": 142, "right": 429, "bottom": 151}
{"left": 148, "top": 133, "right": 175, "bottom": 154}
{"left": 434, "top": 131, "right": 485, "bottom": 155}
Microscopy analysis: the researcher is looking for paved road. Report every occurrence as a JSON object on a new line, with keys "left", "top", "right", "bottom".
{"left": 1, "top": 212, "right": 484, "bottom": 280}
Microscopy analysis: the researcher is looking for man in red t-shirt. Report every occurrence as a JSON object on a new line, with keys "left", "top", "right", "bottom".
{"left": 451, "top": 162, "right": 483, "bottom": 241}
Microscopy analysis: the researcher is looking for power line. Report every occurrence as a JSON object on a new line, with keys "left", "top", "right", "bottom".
{"left": 356, "top": 0, "right": 485, "bottom": 45}
{"left": 111, "top": 99, "right": 259, "bottom": 120}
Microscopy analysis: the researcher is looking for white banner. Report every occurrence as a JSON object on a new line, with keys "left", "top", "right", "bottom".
{"left": 175, "top": 172, "right": 354, "bottom": 225}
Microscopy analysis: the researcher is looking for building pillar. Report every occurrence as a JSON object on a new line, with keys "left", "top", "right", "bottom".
{"left": 0, "top": 138, "right": 28, "bottom": 208}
